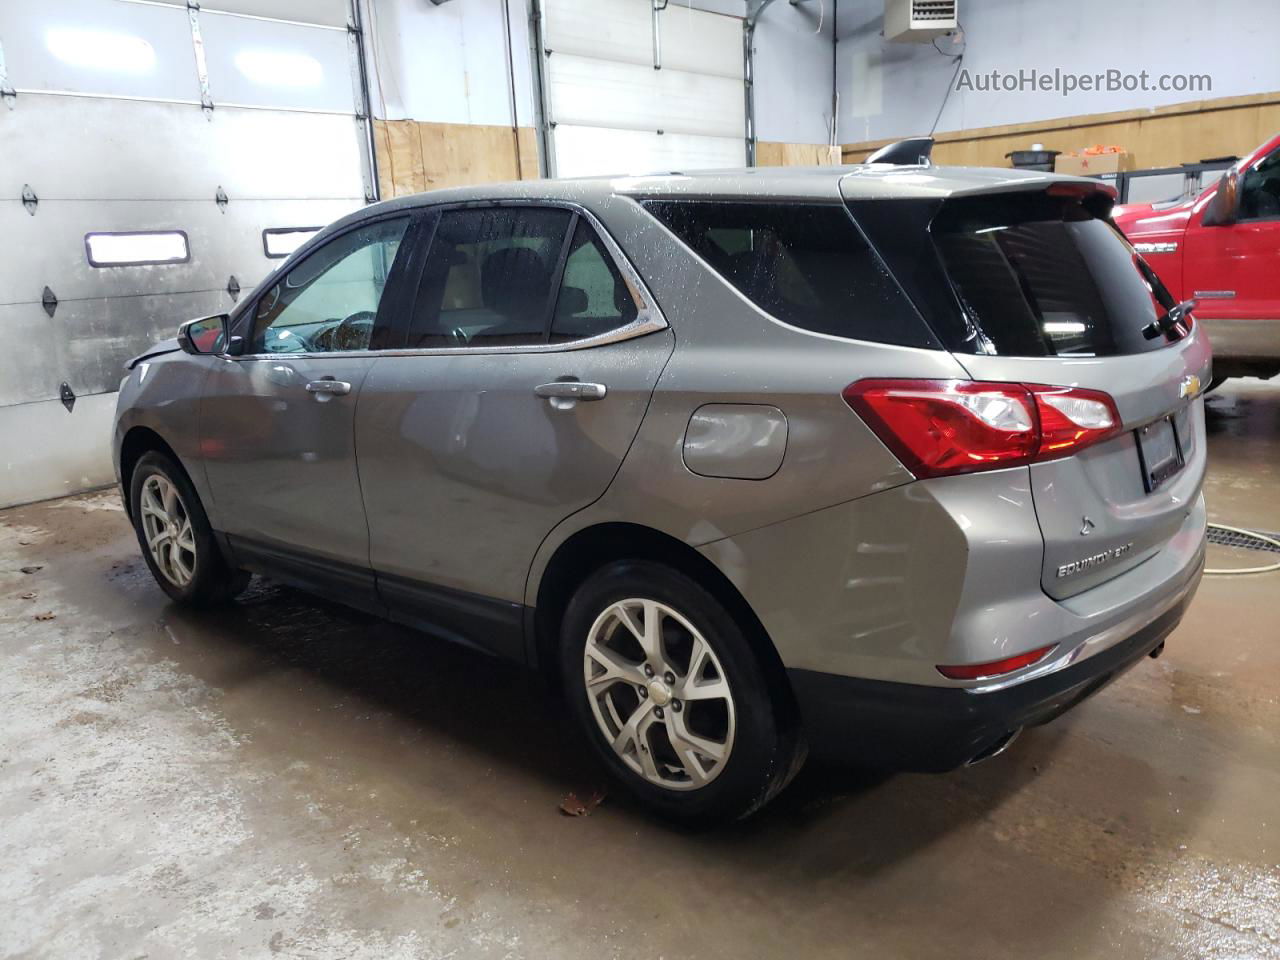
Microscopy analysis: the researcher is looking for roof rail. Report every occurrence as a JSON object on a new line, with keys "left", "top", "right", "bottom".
{"left": 865, "top": 137, "right": 935, "bottom": 166}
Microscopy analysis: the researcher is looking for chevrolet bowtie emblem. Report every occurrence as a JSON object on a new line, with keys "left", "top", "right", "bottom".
{"left": 1180, "top": 375, "right": 1202, "bottom": 399}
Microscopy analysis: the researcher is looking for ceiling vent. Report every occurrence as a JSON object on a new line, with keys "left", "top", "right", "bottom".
{"left": 884, "top": 0, "right": 958, "bottom": 42}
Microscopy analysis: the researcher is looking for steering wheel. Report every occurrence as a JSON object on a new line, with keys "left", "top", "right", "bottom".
{"left": 314, "top": 311, "right": 376, "bottom": 352}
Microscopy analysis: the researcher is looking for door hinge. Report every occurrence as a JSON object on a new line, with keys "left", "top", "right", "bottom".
{"left": 226, "top": 275, "right": 241, "bottom": 301}
{"left": 42, "top": 286, "right": 57, "bottom": 318}
{"left": 60, "top": 382, "right": 76, "bottom": 412}
{"left": 215, "top": 186, "right": 229, "bottom": 211}
{"left": 22, "top": 184, "right": 38, "bottom": 215}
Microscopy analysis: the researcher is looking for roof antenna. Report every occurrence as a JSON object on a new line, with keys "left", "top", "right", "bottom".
{"left": 865, "top": 137, "right": 934, "bottom": 166}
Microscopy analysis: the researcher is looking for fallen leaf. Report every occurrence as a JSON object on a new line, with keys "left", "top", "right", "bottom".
{"left": 20, "top": 566, "right": 43, "bottom": 575}
{"left": 559, "top": 789, "right": 606, "bottom": 817}
{"left": 34, "top": 611, "right": 56, "bottom": 621}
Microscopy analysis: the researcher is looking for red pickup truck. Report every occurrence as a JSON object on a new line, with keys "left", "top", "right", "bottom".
{"left": 1113, "top": 133, "right": 1280, "bottom": 385}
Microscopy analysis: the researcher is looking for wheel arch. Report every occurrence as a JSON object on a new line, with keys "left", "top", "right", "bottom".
{"left": 118, "top": 426, "right": 186, "bottom": 520}
{"left": 529, "top": 522, "right": 797, "bottom": 720}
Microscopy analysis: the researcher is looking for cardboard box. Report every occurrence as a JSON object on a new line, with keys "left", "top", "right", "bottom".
{"left": 1055, "top": 151, "right": 1135, "bottom": 176}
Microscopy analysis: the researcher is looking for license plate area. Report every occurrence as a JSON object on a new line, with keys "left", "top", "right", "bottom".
{"left": 1136, "top": 415, "right": 1185, "bottom": 493}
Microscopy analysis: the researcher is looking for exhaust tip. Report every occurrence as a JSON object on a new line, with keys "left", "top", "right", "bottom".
{"left": 965, "top": 728, "right": 1022, "bottom": 767}
{"left": 1148, "top": 641, "right": 1166, "bottom": 659}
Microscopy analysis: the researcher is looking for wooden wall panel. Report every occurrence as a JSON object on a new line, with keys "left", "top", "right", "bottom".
{"left": 756, "top": 142, "right": 841, "bottom": 166}
{"left": 372, "top": 120, "right": 542, "bottom": 199}
{"left": 841, "top": 93, "right": 1280, "bottom": 170}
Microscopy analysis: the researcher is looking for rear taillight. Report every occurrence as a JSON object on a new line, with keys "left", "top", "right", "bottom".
{"left": 843, "top": 379, "right": 1120, "bottom": 478}
{"left": 937, "top": 644, "right": 1057, "bottom": 681}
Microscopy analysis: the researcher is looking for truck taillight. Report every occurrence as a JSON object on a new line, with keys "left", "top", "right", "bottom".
{"left": 842, "top": 379, "right": 1121, "bottom": 479}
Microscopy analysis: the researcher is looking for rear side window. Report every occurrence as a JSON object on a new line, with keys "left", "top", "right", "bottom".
{"left": 409, "top": 207, "right": 573, "bottom": 348}
{"left": 551, "top": 220, "right": 638, "bottom": 342}
{"left": 642, "top": 201, "right": 937, "bottom": 349}
{"left": 930, "top": 192, "right": 1185, "bottom": 356}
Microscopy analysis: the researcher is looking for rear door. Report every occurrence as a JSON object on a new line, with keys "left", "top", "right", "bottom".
{"left": 356, "top": 205, "right": 673, "bottom": 658}
{"left": 925, "top": 189, "right": 1212, "bottom": 599}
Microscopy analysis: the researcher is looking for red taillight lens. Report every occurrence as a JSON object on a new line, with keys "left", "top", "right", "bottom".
{"left": 843, "top": 379, "right": 1121, "bottom": 478}
{"left": 937, "top": 644, "right": 1057, "bottom": 681}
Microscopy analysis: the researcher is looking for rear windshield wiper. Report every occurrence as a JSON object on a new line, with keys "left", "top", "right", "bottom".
{"left": 1143, "top": 298, "right": 1197, "bottom": 340}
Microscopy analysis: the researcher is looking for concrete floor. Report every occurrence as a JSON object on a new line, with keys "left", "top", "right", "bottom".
{"left": 2, "top": 384, "right": 1279, "bottom": 960}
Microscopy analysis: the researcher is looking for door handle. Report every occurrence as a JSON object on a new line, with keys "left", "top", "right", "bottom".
{"left": 305, "top": 378, "right": 352, "bottom": 398}
{"left": 534, "top": 381, "right": 607, "bottom": 401}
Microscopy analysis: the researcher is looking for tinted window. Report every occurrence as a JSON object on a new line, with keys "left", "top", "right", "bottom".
{"left": 251, "top": 217, "right": 408, "bottom": 354}
{"left": 408, "top": 207, "right": 572, "bottom": 348}
{"left": 642, "top": 200, "right": 935, "bottom": 349}
{"left": 1239, "top": 149, "right": 1280, "bottom": 221}
{"left": 932, "top": 193, "right": 1183, "bottom": 356}
{"left": 551, "top": 220, "right": 638, "bottom": 342}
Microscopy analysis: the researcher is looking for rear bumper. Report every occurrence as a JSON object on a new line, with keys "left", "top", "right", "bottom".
{"left": 789, "top": 549, "right": 1201, "bottom": 771}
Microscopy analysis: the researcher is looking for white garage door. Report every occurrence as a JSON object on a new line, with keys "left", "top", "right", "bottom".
{"left": 541, "top": 0, "right": 745, "bottom": 178}
{"left": 0, "top": 0, "right": 372, "bottom": 507}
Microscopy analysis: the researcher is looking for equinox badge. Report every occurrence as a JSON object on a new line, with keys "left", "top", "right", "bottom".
{"left": 1057, "top": 542, "right": 1134, "bottom": 578}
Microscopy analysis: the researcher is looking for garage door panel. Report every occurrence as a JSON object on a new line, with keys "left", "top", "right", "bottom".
{"left": 0, "top": 304, "right": 67, "bottom": 408}
{"left": 1, "top": 0, "right": 200, "bottom": 102}
{"left": 548, "top": 54, "right": 743, "bottom": 139}
{"left": 0, "top": 95, "right": 366, "bottom": 202}
{"left": 545, "top": 0, "right": 741, "bottom": 77}
{"left": 199, "top": 10, "right": 354, "bottom": 113}
{"left": 146, "top": 0, "right": 350, "bottom": 29}
{"left": 551, "top": 125, "right": 744, "bottom": 178}
{"left": 0, "top": 291, "right": 230, "bottom": 407}
{"left": 0, "top": 198, "right": 362, "bottom": 304}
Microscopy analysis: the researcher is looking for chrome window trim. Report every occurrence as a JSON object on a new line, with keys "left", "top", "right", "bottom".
{"left": 231, "top": 197, "right": 668, "bottom": 361}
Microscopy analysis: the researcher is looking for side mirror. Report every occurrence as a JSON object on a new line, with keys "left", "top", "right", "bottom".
{"left": 1203, "top": 168, "right": 1240, "bottom": 227}
{"left": 177, "top": 314, "right": 231, "bottom": 355}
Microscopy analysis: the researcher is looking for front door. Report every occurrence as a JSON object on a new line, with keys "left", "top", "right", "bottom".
{"left": 200, "top": 215, "right": 417, "bottom": 608}
{"left": 1184, "top": 146, "right": 1280, "bottom": 325}
{"left": 356, "top": 206, "right": 673, "bottom": 658}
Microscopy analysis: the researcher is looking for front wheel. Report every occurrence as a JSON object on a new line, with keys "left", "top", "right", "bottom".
{"left": 559, "top": 560, "right": 803, "bottom": 824}
{"left": 129, "top": 451, "right": 248, "bottom": 606}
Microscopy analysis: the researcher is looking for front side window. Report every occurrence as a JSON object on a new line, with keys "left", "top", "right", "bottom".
{"left": 250, "top": 217, "right": 409, "bottom": 354}
{"left": 1239, "top": 149, "right": 1280, "bottom": 222}
{"left": 642, "top": 200, "right": 935, "bottom": 349}
{"left": 408, "top": 207, "right": 572, "bottom": 348}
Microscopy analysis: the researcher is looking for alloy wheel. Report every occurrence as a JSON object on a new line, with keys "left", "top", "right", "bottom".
{"left": 583, "top": 598, "right": 736, "bottom": 791}
{"left": 139, "top": 474, "right": 197, "bottom": 588}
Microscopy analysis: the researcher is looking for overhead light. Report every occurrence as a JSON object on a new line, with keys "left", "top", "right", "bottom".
{"left": 46, "top": 28, "right": 156, "bottom": 74}
{"left": 1043, "top": 321, "right": 1087, "bottom": 335}
{"left": 234, "top": 50, "right": 323, "bottom": 89}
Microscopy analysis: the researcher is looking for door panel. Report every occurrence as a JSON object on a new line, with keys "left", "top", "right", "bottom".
{"left": 357, "top": 329, "right": 675, "bottom": 612}
{"left": 1184, "top": 147, "right": 1280, "bottom": 325}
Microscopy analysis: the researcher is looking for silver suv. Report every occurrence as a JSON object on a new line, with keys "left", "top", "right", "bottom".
{"left": 114, "top": 162, "right": 1210, "bottom": 823}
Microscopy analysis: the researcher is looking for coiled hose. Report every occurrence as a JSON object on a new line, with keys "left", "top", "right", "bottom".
{"left": 1205, "top": 523, "right": 1280, "bottom": 575}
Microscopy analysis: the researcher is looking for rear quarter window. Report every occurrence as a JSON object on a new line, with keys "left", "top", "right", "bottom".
{"left": 641, "top": 200, "right": 938, "bottom": 350}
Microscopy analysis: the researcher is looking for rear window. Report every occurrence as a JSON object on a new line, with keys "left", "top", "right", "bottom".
{"left": 642, "top": 200, "right": 937, "bottom": 349}
{"left": 929, "top": 192, "right": 1186, "bottom": 357}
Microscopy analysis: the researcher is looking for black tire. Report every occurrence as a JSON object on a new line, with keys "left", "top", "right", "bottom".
{"left": 1206, "top": 375, "right": 1228, "bottom": 394}
{"left": 129, "top": 450, "right": 248, "bottom": 606}
{"left": 559, "top": 560, "right": 804, "bottom": 825}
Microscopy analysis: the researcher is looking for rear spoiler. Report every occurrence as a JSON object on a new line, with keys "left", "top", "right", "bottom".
{"left": 866, "top": 137, "right": 934, "bottom": 166}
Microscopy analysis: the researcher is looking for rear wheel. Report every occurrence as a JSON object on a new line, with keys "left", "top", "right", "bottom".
{"left": 560, "top": 560, "right": 803, "bottom": 824}
{"left": 129, "top": 451, "right": 248, "bottom": 606}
